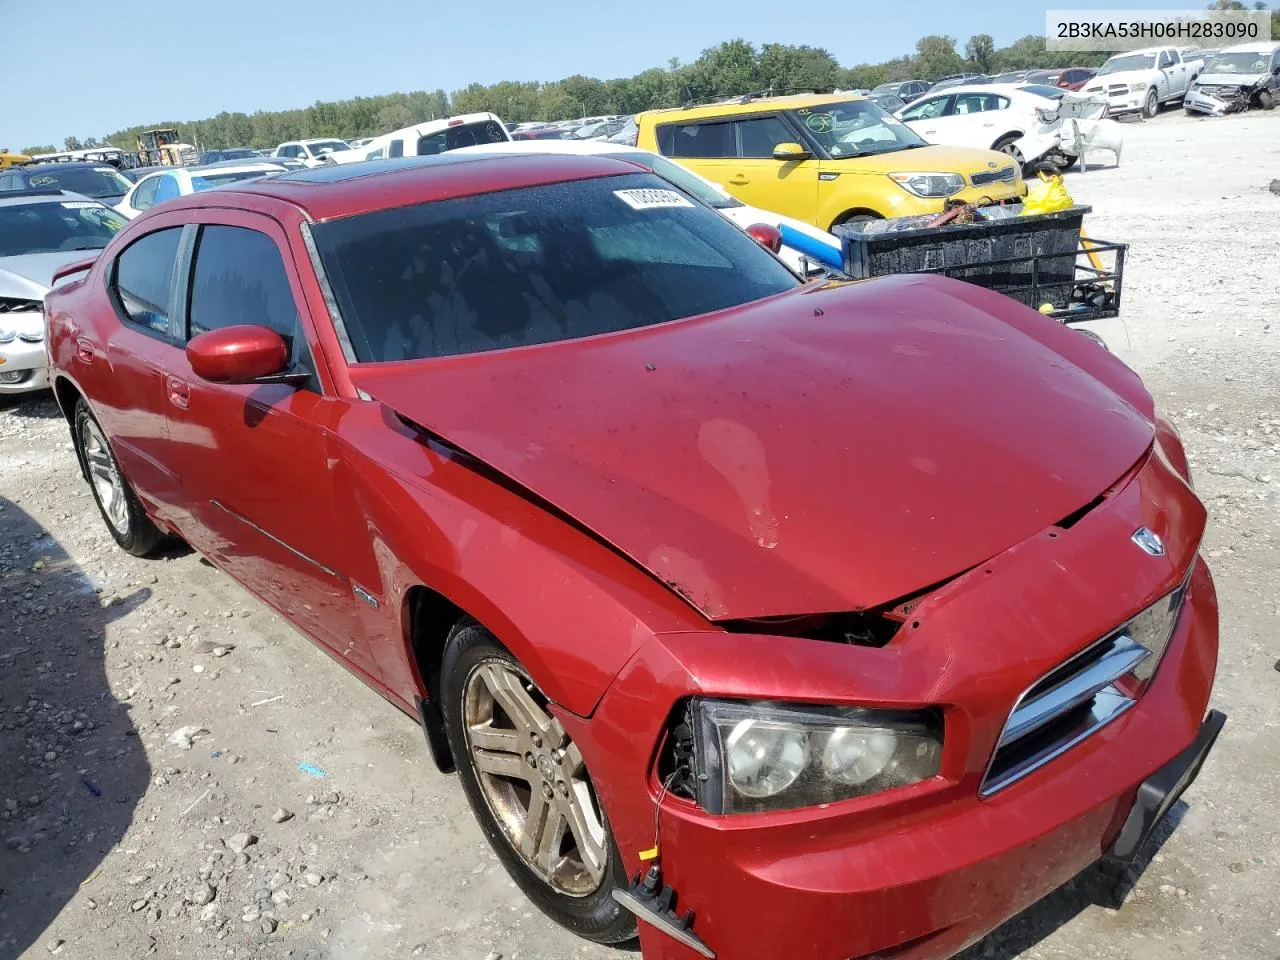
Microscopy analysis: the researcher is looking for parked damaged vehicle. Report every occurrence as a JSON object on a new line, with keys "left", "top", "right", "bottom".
{"left": 0, "top": 189, "right": 126, "bottom": 393}
{"left": 45, "top": 154, "right": 1225, "bottom": 960}
{"left": 1184, "top": 41, "right": 1280, "bottom": 116}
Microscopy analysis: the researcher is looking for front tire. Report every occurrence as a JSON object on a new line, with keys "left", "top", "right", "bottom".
{"left": 1258, "top": 89, "right": 1275, "bottom": 111}
{"left": 73, "top": 400, "right": 163, "bottom": 557}
{"left": 440, "top": 622, "right": 636, "bottom": 945}
{"left": 1142, "top": 89, "right": 1159, "bottom": 119}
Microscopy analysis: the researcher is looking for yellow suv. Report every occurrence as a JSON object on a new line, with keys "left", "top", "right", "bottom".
{"left": 636, "top": 93, "right": 1026, "bottom": 231}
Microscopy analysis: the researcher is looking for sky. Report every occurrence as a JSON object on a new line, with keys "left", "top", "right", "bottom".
{"left": 5, "top": 0, "right": 1182, "bottom": 149}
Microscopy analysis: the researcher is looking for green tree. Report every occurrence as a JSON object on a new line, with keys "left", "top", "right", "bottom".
{"left": 912, "top": 35, "right": 966, "bottom": 80}
{"left": 965, "top": 33, "right": 996, "bottom": 72}
{"left": 63, "top": 136, "right": 84, "bottom": 151}
{"left": 22, "top": 144, "right": 57, "bottom": 155}
{"left": 757, "top": 43, "right": 840, "bottom": 93}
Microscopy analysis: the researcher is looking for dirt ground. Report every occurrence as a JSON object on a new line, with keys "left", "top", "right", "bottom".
{"left": 2, "top": 107, "right": 1277, "bottom": 960}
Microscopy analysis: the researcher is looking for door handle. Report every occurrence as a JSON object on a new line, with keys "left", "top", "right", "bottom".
{"left": 981, "top": 122, "right": 994, "bottom": 127}
{"left": 728, "top": 174, "right": 750, "bottom": 185}
{"left": 166, "top": 376, "right": 190, "bottom": 410}
{"left": 76, "top": 337, "right": 94, "bottom": 363}
{"left": 923, "top": 128, "right": 936, "bottom": 135}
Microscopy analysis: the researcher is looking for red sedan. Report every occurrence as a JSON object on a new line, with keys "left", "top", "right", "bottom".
{"left": 44, "top": 154, "right": 1224, "bottom": 960}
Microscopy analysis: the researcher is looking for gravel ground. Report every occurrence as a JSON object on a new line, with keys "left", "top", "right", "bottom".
{"left": 2, "top": 107, "right": 1278, "bottom": 960}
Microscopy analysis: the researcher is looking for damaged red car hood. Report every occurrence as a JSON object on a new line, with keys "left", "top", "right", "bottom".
{"left": 348, "top": 275, "right": 1155, "bottom": 620}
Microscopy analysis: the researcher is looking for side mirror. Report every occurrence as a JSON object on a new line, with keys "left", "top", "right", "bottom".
{"left": 772, "top": 142, "right": 811, "bottom": 161}
{"left": 187, "top": 325, "right": 291, "bottom": 384}
{"left": 745, "top": 222, "right": 783, "bottom": 253}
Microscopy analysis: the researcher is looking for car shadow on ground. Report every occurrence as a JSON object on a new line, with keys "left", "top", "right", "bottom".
{"left": 955, "top": 802, "right": 1188, "bottom": 959}
{"left": 0, "top": 392, "right": 62, "bottom": 420}
{"left": 0, "top": 496, "right": 151, "bottom": 959}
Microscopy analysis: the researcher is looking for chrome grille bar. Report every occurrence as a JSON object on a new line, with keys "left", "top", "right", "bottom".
{"left": 982, "top": 632, "right": 1148, "bottom": 796}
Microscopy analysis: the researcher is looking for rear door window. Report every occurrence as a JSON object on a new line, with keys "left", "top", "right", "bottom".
{"left": 415, "top": 120, "right": 509, "bottom": 155}
{"left": 186, "top": 225, "right": 313, "bottom": 381}
{"left": 112, "top": 227, "right": 184, "bottom": 335}
{"left": 656, "top": 122, "right": 733, "bottom": 158}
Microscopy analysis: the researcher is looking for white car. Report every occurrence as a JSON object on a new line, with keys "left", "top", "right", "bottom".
{"left": 0, "top": 190, "right": 127, "bottom": 394}
{"left": 115, "top": 163, "right": 283, "bottom": 219}
{"left": 895, "top": 83, "right": 1102, "bottom": 169}
{"left": 451, "top": 139, "right": 841, "bottom": 275}
{"left": 1184, "top": 41, "right": 1280, "bottom": 115}
{"left": 272, "top": 138, "right": 351, "bottom": 167}
{"left": 347, "top": 137, "right": 374, "bottom": 150}
{"left": 1083, "top": 46, "right": 1205, "bottom": 117}
{"left": 327, "top": 113, "right": 512, "bottom": 164}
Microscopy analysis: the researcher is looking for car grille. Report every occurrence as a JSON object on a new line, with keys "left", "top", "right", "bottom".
{"left": 970, "top": 166, "right": 1016, "bottom": 187}
{"left": 981, "top": 628, "right": 1153, "bottom": 795}
{"left": 1197, "top": 84, "right": 1240, "bottom": 97}
{"left": 1086, "top": 83, "right": 1130, "bottom": 97}
{"left": 0, "top": 297, "right": 41, "bottom": 314}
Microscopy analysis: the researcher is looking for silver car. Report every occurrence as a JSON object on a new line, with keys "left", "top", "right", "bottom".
{"left": 0, "top": 189, "right": 128, "bottom": 394}
{"left": 1184, "top": 42, "right": 1280, "bottom": 115}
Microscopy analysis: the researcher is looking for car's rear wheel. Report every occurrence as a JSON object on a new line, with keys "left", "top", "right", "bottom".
{"left": 440, "top": 622, "right": 635, "bottom": 944}
{"left": 74, "top": 400, "right": 163, "bottom": 557}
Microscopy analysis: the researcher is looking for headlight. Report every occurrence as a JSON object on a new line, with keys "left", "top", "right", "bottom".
{"left": 888, "top": 171, "right": 965, "bottom": 198}
{"left": 0, "top": 328, "right": 15, "bottom": 344}
{"left": 689, "top": 699, "right": 942, "bottom": 814}
{"left": 1129, "top": 83, "right": 1147, "bottom": 93}
{"left": 1126, "top": 586, "right": 1185, "bottom": 684}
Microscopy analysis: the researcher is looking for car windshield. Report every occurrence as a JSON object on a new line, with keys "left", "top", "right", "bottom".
{"left": 24, "top": 166, "right": 133, "bottom": 199}
{"left": 310, "top": 172, "right": 798, "bottom": 363}
{"left": 0, "top": 200, "right": 127, "bottom": 256}
{"left": 614, "top": 151, "right": 741, "bottom": 209}
{"left": 309, "top": 141, "right": 348, "bottom": 155}
{"left": 418, "top": 120, "right": 510, "bottom": 155}
{"left": 216, "top": 149, "right": 258, "bottom": 160}
{"left": 1099, "top": 53, "right": 1156, "bottom": 74}
{"left": 190, "top": 170, "right": 271, "bottom": 190}
{"left": 790, "top": 100, "right": 928, "bottom": 158}
{"left": 1204, "top": 52, "right": 1271, "bottom": 74}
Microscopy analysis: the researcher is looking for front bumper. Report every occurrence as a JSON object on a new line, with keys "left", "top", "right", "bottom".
{"left": 0, "top": 339, "right": 50, "bottom": 394}
{"left": 570, "top": 450, "right": 1220, "bottom": 960}
{"left": 1184, "top": 88, "right": 1247, "bottom": 116}
{"left": 636, "top": 575, "right": 1217, "bottom": 960}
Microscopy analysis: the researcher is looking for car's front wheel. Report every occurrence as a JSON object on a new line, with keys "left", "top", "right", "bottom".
{"left": 73, "top": 400, "right": 163, "bottom": 557}
{"left": 1143, "top": 89, "right": 1159, "bottom": 119}
{"left": 440, "top": 621, "right": 636, "bottom": 944}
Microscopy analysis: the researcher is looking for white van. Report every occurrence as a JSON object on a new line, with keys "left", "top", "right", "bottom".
{"left": 328, "top": 113, "right": 511, "bottom": 164}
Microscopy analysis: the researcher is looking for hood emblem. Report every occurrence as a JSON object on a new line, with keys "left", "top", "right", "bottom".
{"left": 1131, "top": 527, "right": 1165, "bottom": 556}
{"left": 987, "top": 161, "right": 997, "bottom": 168}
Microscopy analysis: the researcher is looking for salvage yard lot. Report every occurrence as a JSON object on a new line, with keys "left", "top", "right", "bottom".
{"left": 1, "top": 110, "right": 1277, "bottom": 960}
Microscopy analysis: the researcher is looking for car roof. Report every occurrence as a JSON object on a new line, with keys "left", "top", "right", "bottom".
{"left": 0, "top": 190, "right": 87, "bottom": 208}
{"left": 639, "top": 92, "right": 867, "bottom": 123}
{"left": 188, "top": 152, "right": 647, "bottom": 222}
{"left": 22, "top": 161, "right": 118, "bottom": 172}
{"left": 454, "top": 139, "right": 634, "bottom": 157}
{"left": 1217, "top": 40, "right": 1280, "bottom": 53}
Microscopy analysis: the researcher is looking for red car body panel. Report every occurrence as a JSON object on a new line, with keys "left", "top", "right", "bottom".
{"left": 43, "top": 155, "right": 1220, "bottom": 960}
{"left": 348, "top": 275, "right": 1155, "bottom": 621}
{"left": 564, "top": 450, "right": 1212, "bottom": 959}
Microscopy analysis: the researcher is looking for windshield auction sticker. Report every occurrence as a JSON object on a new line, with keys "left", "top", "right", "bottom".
{"left": 614, "top": 189, "right": 695, "bottom": 210}
{"left": 1047, "top": 8, "right": 1270, "bottom": 51}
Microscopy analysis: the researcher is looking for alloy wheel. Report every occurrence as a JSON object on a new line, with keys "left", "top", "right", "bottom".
{"left": 80, "top": 418, "right": 129, "bottom": 534}
{"left": 462, "top": 660, "right": 608, "bottom": 897}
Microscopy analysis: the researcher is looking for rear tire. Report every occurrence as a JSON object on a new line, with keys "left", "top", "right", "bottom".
{"left": 440, "top": 622, "right": 636, "bottom": 945}
{"left": 73, "top": 399, "right": 163, "bottom": 557}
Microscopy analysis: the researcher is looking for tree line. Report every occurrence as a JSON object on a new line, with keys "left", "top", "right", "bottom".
{"left": 23, "top": 8, "right": 1280, "bottom": 155}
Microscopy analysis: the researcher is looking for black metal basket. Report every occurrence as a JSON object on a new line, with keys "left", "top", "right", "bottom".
{"left": 835, "top": 205, "right": 1126, "bottom": 322}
